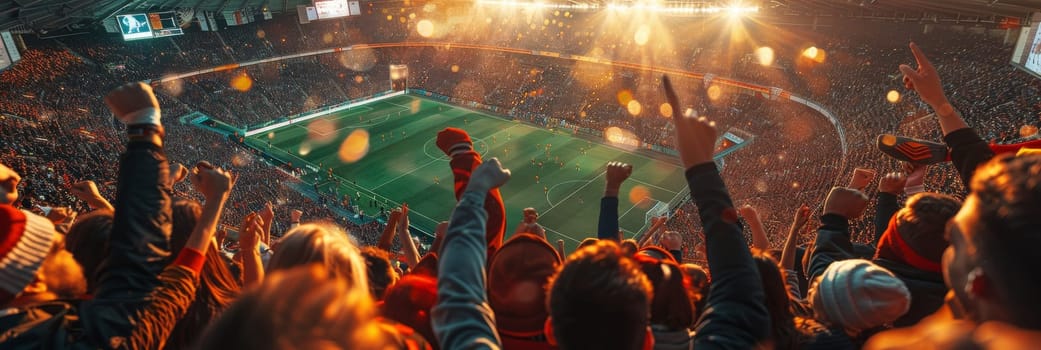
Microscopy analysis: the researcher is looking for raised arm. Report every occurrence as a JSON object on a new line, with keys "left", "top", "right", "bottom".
{"left": 238, "top": 212, "right": 265, "bottom": 287}
{"left": 874, "top": 172, "right": 906, "bottom": 245}
{"left": 377, "top": 209, "right": 403, "bottom": 251}
{"left": 70, "top": 180, "right": 115, "bottom": 212}
{"left": 86, "top": 82, "right": 203, "bottom": 349}
{"left": 808, "top": 186, "right": 869, "bottom": 280}
{"left": 398, "top": 203, "right": 422, "bottom": 268}
{"left": 432, "top": 158, "right": 510, "bottom": 349}
{"left": 598, "top": 161, "right": 632, "bottom": 240}
{"left": 900, "top": 42, "right": 993, "bottom": 185}
{"left": 780, "top": 204, "right": 810, "bottom": 271}
{"left": 739, "top": 205, "right": 770, "bottom": 251}
{"left": 664, "top": 75, "right": 769, "bottom": 348}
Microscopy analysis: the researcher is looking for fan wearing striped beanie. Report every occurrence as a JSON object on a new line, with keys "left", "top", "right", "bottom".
{"left": 0, "top": 204, "right": 85, "bottom": 306}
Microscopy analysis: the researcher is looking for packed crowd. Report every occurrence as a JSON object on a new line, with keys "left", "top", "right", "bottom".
{"left": 4, "top": 37, "right": 1041, "bottom": 349}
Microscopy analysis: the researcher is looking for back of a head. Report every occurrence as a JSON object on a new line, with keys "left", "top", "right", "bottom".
{"left": 269, "top": 223, "right": 369, "bottom": 293}
{"left": 679, "top": 263, "right": 709, "bottom": 292}
{"left": 808, "top": 259, "right": 910, "bottom": 333}
{"left": 198, "top": 264, "right": 387, "bottom": 350}
{"left": 488, "top": 233, "right": 561, "bottom": 338}
{"left": 63, "top": 209, "right": 112, "bottom": 293}
{"left": 636, "top": 256, "right": 694, "bottom": 332}
{"left": 166, "top": 199, "right": 240, "bottom": 350}
{"left": 877, "top": 192, "right": 961, "bottom": 267}
{"left": 547, "top": 240, "right": 651, "bottom": 350}
{"left": 360, "top": 247, "right": 398, "bottom": 301}
{"left": 966, "top": 154, "right": 1041, "bottom": 328}
{"left": 381, "top": 274, "right": 439, "bottom": 349}
{"left": 752, "top": 250, "right": 798, "bottom": 350}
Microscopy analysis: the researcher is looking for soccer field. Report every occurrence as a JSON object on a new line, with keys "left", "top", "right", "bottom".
{"left": 244, "top": 94, "right": 689, "bottom": 249}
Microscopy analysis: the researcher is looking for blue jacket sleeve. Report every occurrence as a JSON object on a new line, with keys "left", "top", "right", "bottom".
{"left": 687, "top": 163, "right": 770, "bottom": 349}
{"left": 809, "top": 214, "right": 855, "bottom": 280}
{"left": 598, "top": 196, "right": 619, "bottom": 240}
{"left": 432, "top": 189, "right": 502, "bottom": 350}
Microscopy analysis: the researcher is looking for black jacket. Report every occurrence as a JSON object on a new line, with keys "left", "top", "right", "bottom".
{"left": 0, "top": 141, "right": 199, "bottom": 349}
{"left": 686, "top": 163, "right": 770, "bottom": 349}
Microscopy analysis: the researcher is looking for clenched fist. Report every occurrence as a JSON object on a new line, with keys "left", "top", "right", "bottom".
{"left": 823, "top": 187, "right": 869, "bottom": 219}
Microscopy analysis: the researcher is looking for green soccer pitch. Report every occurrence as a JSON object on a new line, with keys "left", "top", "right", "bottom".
{"left": 244, "top": 94, "right": 689, "bottom": 249}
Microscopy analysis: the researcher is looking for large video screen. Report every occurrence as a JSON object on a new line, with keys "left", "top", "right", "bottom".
{"left": 117, "top": 14, "right": 154, "bottom": 40}
{"left": 1024, "top": 27, "right": 1041, "bottom": 76}
{"left": 116, "top": 12, "right": 184, "bottom": 41}
{"left": 315, "top": 0, "right": 350, "bottom": 19}
{"left": 1012, "top": 22, "right": 1041, "bottom": 79}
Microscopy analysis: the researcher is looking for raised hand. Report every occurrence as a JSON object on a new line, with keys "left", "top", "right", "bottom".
{"left": 239, "top": 212, "right": 263, "bottom": 253}
{"left": 792, "top": 204, "right": 811, "bottom": 230}
{"left": 605, "top": 161, "right": 633, "bottom": 196}
{"left": 903, "top": 162, "right": 928, "bottom": 194}
{"left": 737, "top": 204, "right": 758, "bottom": 219}
{"left": 0, "top": 163, "right": 20, "bottom": 204}
{"left": 69, "top": 180, "right": 113, "bottom": 211}
{"left": 104, "top": 82, "right": 161, "bottom": 125}
{"left": 879, "top": 172, "right": 908, "bottom": 195}
{"left": 661, "top": 231, "right": 682, "bottom": 251}
{"left": 467, "top": 157, "right": 511, "bottom": 192}
{"left": 259, "top": 202, "right": 275, "bottom": 226}
{"left": 899, "top": 43, "right": 949, "bottom": 109}
{"left": 290, "top": 209, "right": 303, "bottom": 223}
{"left": 663, "top": 75, "right": 717, "bottom": 168}
{"left": 190, "top": 161, "right": 236, "bottom": 202}
{"left": 168, "top": 163, "right": 189, "bottom": 186}
{"left": 848, "top": 168, "right": 877, "bottom": 191}
{"left": 823, "top": 187, "right": 870, "bottom": 220}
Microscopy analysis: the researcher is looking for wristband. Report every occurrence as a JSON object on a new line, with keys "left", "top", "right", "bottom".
{"left": 121, "top": 107, "right": 161, "bottom": 126}
{"left": 904, "top": 184, "right": 926, "bottom": 195}
{"left": 127, "top": 124, "right": 165, "bottom": 138}
{"left": 934, "top": 103, "right": 955, "bottom": 118}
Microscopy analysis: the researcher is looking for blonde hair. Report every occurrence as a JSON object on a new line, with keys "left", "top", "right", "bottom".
{"left": 198, "top": 265, "right": 387, "bottom": 350}
{"left": 268, "top": 223, "right": 369, "bottom": 293}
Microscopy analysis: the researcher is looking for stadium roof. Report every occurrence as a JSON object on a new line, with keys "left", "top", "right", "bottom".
{"left": 1, "top": 0, "right": 1039, "bottom": 34}
{"left": 773, "top": 0, "right": 1041, "bottom": 20}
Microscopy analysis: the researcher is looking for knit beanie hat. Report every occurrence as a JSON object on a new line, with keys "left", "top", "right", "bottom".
{"left": 809, "top": 259, "right": 910, "bottom": 332}
{"left": 435, "top": 128, "right": 473, "bottom": 156}
{"left": 488, "top": 233, "right": 561, "bottom": 336}
{"left": 0, "top": 204, "right": 57, "bottom": 303}
{"left": 875, "top": 193, "right": 960, "bottom": 273}
{"left": 381, "top": 274, "right": 438, "bottom": 349}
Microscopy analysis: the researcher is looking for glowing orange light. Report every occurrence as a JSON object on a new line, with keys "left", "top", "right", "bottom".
{"left": 627, "top": 100, "right": 642, "bottom": 116}
{"left": 886, "top": 90, "right": 901, "bottom": 103}
{"left": 616, "top": 89, "right": 633, "bottom": 106}
{"left": 707, "top": 85, "right": 722, "bottom": 101}
{"left": 338, "top": 129, "right": 371, "bottom": 163}
{"left": 417, "top": 20, "right": 434, "bottom": 37}
{"left": 659, "top": 103, "right": 673, "bottom": 118}
{"left": 629, "top": 185, "right": 651, "bottom": 205}
{"left": 230, "top": 72, "right": 253, "bottom": 92}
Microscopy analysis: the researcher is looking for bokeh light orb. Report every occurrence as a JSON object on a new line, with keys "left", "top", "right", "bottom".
{"left": 886, "top": 90, "right": 901, "bottom": 103}
{"left": 627, "top": 100, "right": 642, "bottom": 116}
{"left": 230, "top": 72, "right": 253, "bottom": 92}
{"left": 659, "top": 103, "right": 673, "bottom": 118}
{"left": 707, "top": 85, "right": 723, "bottom": 101}
{"left": 417, "top": 20, "right": 434, "bottom": 37}
{"left": 451, "top": 64, "right": 460, "bottom": 73}
{"left": 755, "top": 47, "right": 775, "bottom": 66}
{"left": 634, "top": 25, "right": 650, "bottom": 46}
{"left": 338, "top": 129, "right": 371, "bottom": 163}
{"left": 616, "top": 89, "right": 633, "bottom": 106}
{"left": 629, "top": 185, "right": 651, "bottom": 205}
{"left": 307, "top": 118, "right": 338, "bottom": 144}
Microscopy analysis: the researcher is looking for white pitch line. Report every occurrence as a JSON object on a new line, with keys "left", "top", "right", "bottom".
{"left": 543, "top": 225, "right": 582, "bottom": 243}
{"left": 629, "top": 178, "right": 680, "bottom": 195}
{"left": 372, "top": 159, "right": 443, "bottom": 190}
{"left": 540, "top": 171, "right": 606, "bottom": 217}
